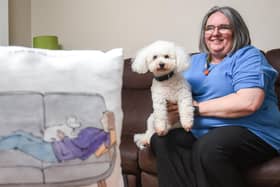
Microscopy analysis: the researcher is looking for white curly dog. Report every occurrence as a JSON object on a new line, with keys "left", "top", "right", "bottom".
{"left": 132, "top": 40, "right": 194, "bottom": 149}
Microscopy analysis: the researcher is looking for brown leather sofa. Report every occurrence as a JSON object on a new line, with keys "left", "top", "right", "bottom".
{"left": 120, "top": 48, "right": 280, "bottom": 187}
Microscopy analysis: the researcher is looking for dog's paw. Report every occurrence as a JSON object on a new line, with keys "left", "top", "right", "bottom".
{"left": 154, "top": 120, "right": 168, "bottom": 136}
{"left": 134, "top": 133, "right": 149, "bottom": 150}
{"left": 155, "top": 127, "right": 168, "bottom": 136}
{"left": 182, "top": 123, "right": 193, "bottom": 132}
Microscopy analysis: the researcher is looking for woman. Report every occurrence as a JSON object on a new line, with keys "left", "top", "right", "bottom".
{"left": 150, "top": 6, "right": 280, "bottom": 187}
{"left": 0, "top": 112, "right": 116, "bottom": 162}
{"left": 0, "top": 127, "right": 110, "bottom": 162}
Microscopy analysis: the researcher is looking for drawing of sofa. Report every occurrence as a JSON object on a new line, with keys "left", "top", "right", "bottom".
{"left": 0, "top": 91, "right": 116, "bottom": 187}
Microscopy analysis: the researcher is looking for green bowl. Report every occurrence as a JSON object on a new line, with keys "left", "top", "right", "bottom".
{"left": 33, "top": 35, "right": 60, "bottom": 50}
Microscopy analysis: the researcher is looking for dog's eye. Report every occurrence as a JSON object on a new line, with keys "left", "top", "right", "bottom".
{"left": 164, "top": 55, "right": 170, "bottom": 59}
{"left": 153, "top": 55, "right": 158, "bottom": 60}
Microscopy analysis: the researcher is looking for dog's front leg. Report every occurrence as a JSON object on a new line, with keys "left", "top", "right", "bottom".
{"left": 152, "top": 96, "right": 169, "bottom": 136}
{"left": 134, "top": 113, "right": 155, "bottom": 149}
{"left": 178, "top": 91, "right": 194, "bottom": 131}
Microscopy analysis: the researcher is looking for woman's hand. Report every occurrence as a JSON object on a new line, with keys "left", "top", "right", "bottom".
{"left": 167, "top": 101, "right": 179, "bottom": 125}
{"left": 57, "top": 129, "right": 65, "bottom": 140}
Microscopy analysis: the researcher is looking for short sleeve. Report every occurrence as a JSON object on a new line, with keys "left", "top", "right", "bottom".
{"left": 231, "top": 47, "right": 265, "bottom": 92}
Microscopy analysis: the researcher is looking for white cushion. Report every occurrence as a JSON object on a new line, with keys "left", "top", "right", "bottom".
{"left": 0, "top": 46, "right": 124, "bottom": 187}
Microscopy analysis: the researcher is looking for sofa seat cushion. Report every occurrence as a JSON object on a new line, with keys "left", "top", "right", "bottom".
{"left": 43, "top": 150, "right": 116, "bottom": 186}
{"left": 246, "top": 157, "right": 280, "bottom": 187}
{"left": 138, "top": 146, "right": 157, "bottom": 174}
{"left": 120, "top": 134, "right": 139, "bottom": 174}
{"left": 0, "top": 150, "right": 43, "bottom": 184}
{"left": 0, "top": 167, "right": 43, "bottom": 184}
{"left": 141, "top": 172, "right": 158, "bottom": 187}
{"left": 0, "top": 150, "right": 42, "bottom": 167}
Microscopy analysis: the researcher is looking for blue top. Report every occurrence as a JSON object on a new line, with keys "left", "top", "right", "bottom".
{"left": 183, "top": 45, "right": 280, "bottom": 153}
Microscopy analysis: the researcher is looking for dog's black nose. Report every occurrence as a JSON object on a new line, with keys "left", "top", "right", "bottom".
{"left": 159, "top": 63, "right": 165, "bottom": 68}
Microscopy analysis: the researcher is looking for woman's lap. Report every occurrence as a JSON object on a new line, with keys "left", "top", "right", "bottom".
{"left": 151, "top": 126, "right": 278, "bottom": 187}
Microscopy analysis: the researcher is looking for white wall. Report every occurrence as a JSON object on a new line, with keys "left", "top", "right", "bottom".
{"left": 0, "top": 0, "right": 9, "bottom": 45}
{"left": 28, "top": 0, "right": 280, "bottom": 57}
{"left": 9, "top": 0, "right": 31, "bottom": 47}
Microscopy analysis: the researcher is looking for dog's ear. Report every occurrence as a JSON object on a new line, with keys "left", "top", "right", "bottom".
{"left": 132, "top": 47, "right": 149, "bottom": 74}
{"left": 175, "top": 46, "right": 190, "bottom": 72}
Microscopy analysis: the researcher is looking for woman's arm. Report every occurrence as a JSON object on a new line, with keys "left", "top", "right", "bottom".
{"left": 195, "top": 88, "right": 265, "bottom": 118}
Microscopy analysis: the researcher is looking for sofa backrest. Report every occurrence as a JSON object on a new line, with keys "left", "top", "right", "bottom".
{"left": 44, "top": 92, "right": 106, "bottom": 129}
{"left": 0, "top": 91, "right": 44, "bottom": 137}
{"left": 266, "top": 49, "right": 280, "bottom": 108}
{"left": 0, "top": 91, "right": 108, "bottom": 141}
{"left": 121, "top": 59, "right": 153, "bottom": 135}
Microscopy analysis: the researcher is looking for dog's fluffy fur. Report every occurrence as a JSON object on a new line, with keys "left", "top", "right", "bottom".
{"left": 132, "top": 40, "right": 194, "bottom": 149}
{"left": 43, "top": 116, "right": 81, "bottom": 142}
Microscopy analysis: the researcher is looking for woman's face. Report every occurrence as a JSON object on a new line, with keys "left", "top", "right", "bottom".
{"left": 204, "top": 11, "right": 233, "bottom": 61}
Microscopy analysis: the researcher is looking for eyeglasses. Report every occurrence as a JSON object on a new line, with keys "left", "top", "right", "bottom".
{"left": 204, "top": 24, "right": 232, "bottom": 34}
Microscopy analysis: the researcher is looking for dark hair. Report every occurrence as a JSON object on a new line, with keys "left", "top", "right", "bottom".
{"left": 199, "top": 6, "right": 251, "bottom": 54}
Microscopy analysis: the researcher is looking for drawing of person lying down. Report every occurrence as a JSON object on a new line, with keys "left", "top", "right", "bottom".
{"left": 0, "top": 111, "right": 116, "bottom": 163}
